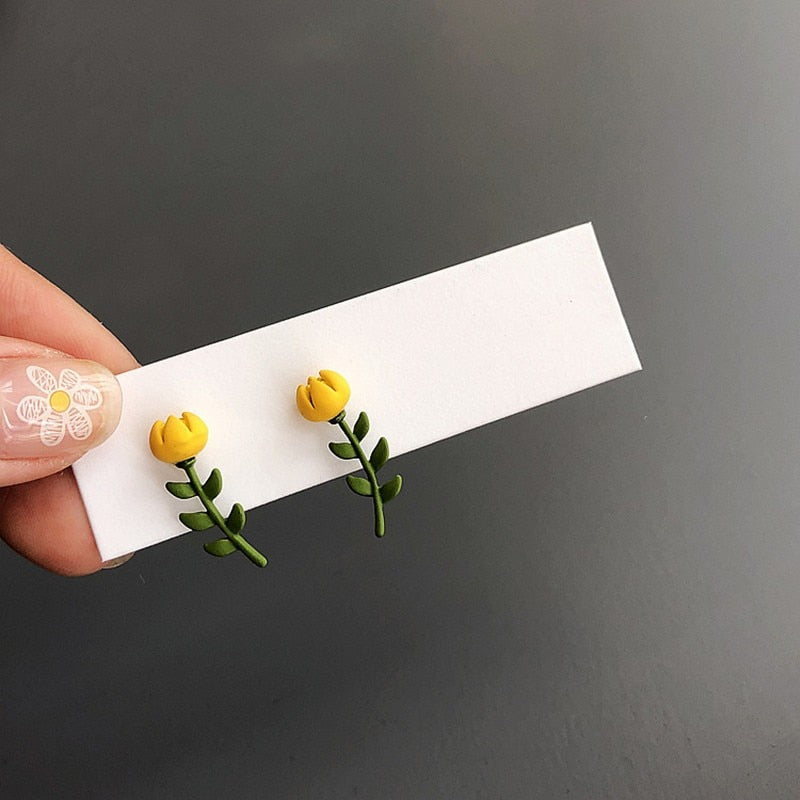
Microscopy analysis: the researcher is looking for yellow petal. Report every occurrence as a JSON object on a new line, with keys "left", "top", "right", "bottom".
{"left": 296, "top": 384, "right": 325, "bottom": 422}
{"left": 308, "top": 378, "right": 341, "bottom": 420}
{"left": 152, "top": 419, "right": 165, "bottom": 443}
{"left": 181, "top": 411, "right": 207, "bottom": 437}
{"left": 148, "top": 420, "right": 167, "bottom": 459}
{"left": 318, "top": 370, "right": 351, "bottom": 404}
{"left": 164, "top": 414, "right": 192, "bottom": 443}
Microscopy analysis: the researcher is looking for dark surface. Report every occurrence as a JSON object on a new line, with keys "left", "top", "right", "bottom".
{"left": 1, "top": 3, "right": 799, "bottom": 798}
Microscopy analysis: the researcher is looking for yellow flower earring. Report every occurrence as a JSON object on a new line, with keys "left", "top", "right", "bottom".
{"left": 296, "top": 369, "right": 351, "bottom": 422}
{"left": 149, "top": 411, "right": 268, "bottom": 567}
{"left": 296, "top": 370, "right": 402, "bottom": 537}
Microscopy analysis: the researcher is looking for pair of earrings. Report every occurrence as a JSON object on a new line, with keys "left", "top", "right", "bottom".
{"left": 148, "top": 370, "right": 403, "bottom": 568}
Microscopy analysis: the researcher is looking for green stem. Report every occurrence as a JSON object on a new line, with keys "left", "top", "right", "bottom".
{"left": 179, "top": 458, "right": 268, "bottom": 567}
{"left": 334, "top": 414, "right": 385, "bottom": 537}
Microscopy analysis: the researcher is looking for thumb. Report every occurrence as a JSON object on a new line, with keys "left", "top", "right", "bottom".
{"left": 0, "top": 337, "right": 122, "bottom": 487}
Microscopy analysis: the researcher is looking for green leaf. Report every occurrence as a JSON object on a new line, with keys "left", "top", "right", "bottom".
{"left": 204, "top": 538, "right": 236, "bottom": 557}
{"left": 203, "top": 468, "right": 222, "bottom": 499}
{"left": 226, "top": 503, "right": 246, "bottom": 535}
{"left": 379, "top": 475, "right": 403, "bottom": 503}
{"left": 345, "top": 475, "right": 372, "bottom": 496}
{"left": 370, "top": 437, "right": 390, "bottom": 472}
{"left": 165, "top": 481, "right": 196, "bottom": 499}
{"left": 328, "top": 441, "right": 357, "bottom": 459}
{"left": 179, "top": 511, "right": 216, "bottom": 531}
{"left": 353, "top": 411, "right": 370, "bottom": 441}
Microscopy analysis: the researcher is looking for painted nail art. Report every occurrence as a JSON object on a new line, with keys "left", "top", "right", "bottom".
{"left": 0, "top": 359, "right": 122, "bottom": 459}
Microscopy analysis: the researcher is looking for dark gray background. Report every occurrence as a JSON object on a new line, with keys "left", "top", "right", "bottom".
{"left": 1, "top": 2, "right": 798, "bottom": 798}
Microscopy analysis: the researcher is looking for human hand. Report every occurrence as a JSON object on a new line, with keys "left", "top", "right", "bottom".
{"left": 0, "top": 244, "right": 138, "bottom": 574}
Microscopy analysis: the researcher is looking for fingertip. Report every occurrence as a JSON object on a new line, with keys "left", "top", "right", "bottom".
{"left": 101, "top": 552, "right": 135, "bottom": 570}
{"left": 0, "top": 469, "right": 105, "bottom": 576}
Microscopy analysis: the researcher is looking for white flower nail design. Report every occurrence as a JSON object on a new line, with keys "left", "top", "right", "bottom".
{"left": 16, "top": 366, "right": 103, "bottom": 447}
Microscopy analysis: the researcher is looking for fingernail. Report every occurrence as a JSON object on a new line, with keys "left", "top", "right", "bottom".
{"left": 0, "top": 359, "right": 122, "bottom": 459}
{"left": 101, "top": 552, "right": 135, "bottom": 569}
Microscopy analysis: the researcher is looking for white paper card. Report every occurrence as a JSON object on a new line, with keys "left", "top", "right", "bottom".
{"left": 74, "top": 223, "right": 640, "bottom": 560}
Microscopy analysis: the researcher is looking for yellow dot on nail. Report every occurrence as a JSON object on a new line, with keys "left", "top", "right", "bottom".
{"left": 49, "top": 390, "right": 71, "bottom": 413}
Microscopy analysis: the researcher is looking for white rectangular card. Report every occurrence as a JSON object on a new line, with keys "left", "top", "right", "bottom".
{"left": 74, "top": 223, "right": 640, "bottom": 560}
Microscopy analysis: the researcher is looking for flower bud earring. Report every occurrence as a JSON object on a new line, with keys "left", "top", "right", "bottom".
{"left": 296, "top": 370, "right": 402, "bottom": 537}
{"left": 149, "top": 411, "right": 268, "bottom": 567}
